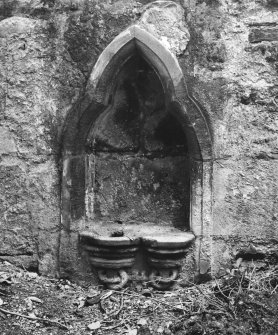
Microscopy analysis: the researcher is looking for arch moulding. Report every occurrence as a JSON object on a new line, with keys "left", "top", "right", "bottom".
{"left": 60, "top": 24, "right": 213, "bottom": 278}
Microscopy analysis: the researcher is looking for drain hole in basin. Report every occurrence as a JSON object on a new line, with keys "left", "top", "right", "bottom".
{"left": 110, "top": 230, "right": 124, "bottom": 237}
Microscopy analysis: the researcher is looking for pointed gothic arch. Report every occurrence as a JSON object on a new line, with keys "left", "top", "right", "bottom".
{"left": 63, "top": 25, "right": 212, "bottom": 159}
{"left": 60, "top": 25, "right": 213, "bottom": 277}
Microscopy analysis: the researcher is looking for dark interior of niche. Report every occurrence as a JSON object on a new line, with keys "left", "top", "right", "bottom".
{"left": 86, "top": 54, "right": 190, "bottom": 229}
{"left": 89, "top": 55, "right": 188, "bottom": 156}
{"left": 154, "top": 114, "right": 188, "bottom": 151}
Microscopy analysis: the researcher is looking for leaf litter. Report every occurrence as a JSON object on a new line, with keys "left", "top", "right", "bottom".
{"left": 0, "top": 259, "right": 278, "bottom": 334}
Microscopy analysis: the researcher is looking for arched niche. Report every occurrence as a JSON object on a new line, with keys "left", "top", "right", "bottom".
{"left": 63, "top": 26, "right": 212, "bottom": 159}
{"left": 86, "top": 54, "right": 191, "bottom": 229}
{"left": 60, "top": 25, "right": 213, "bottom": 276}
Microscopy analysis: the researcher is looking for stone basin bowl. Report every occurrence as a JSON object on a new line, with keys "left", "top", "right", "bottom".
{"left": 142, "top": 232, "right": 195, "bottom": 248}
{"left": 80, "top": 225, "right": 195, "bottom": 269}
{"left": 142, "top": 232, "right": 195, "bottom": 269}
{"left": 79, "top": 231, "right": 140, "bottom": 269}
{"left": 79, "top": 223, "right": 195, "bottom": 289}
{"left": 142, "top": 231, "right": 195, "bottom": 289}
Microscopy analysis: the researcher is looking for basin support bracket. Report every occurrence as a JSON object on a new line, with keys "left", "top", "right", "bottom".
{"left": 97, "top": 269, "right": 129, "bottom": 290}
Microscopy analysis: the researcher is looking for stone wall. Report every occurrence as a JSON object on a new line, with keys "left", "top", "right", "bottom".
{"left": 0, "top": 0, "right": 277, "bottom": 280}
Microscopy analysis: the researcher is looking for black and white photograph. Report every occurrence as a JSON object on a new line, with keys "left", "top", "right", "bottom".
{"left": 0, "top": 0, "right": 278, "bottom": 334}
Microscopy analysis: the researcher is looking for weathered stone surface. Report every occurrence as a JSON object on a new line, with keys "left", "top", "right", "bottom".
{"left": 89, "top": 54, "right": 187, "bottom": 154}
{"left": 138, "top": 1, "right": 190, "bottom": 56}
{"left": 0, "top": 128, "right": 17, "bottom": 154}
{"left": 90, "top": 154, "right": 190, "bottom": 227}
{"left": 213, "top": 158, "right": 278, "bottom": 238}
{"left": 0, "top": 0, "right": 277, "bottom": 282}
{"left": 211, "top": 237, "right": 278, "bottom": 276}
{"left": 0, "top": 10, "right": 79, "bottom": 274}
{"left": 249, "top": 28, "right": 278, "bottom": 43}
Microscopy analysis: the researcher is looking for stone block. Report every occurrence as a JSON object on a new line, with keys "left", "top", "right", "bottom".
{"left": 37, "top": 231, "right": 59, "bottom": 275}
{"left": 0, "top": 17, "right": 36, "bottom": 38}
{"left": 69, "top": 156, "right": 86, "bottom": 220}
{"left": 138, "top": 1, "right": 190, "bottom": 56}
{"left": 211, "top": 236, "right": 278, "bottom": 276}
{"left": 213, "top": 158, "right": 278, "bottom": 238}
{"left": 89, "top": 154, "right": 190, "bottom": 228}
{"left": 0, "top": 228, "right": 35, "bottom": 256}
{"left": 249, "top": 28, "right": 278, "bottom": 43}
{"left": 0, "top": 127, "right": 17, "bottom": 154}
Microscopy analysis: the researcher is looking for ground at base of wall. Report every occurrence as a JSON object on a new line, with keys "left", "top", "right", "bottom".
{"left": 0, "top": 261, "right": 278, "bottom": 335}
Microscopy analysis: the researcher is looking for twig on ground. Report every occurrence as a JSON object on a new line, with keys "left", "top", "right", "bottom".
{"left": 244, "top": 300, "right": 275, "bottom": 314}
{"left": 110, "top": 292, "right": 124, "bottom": 317}
{"left": 112, "top": 290, "right": 186, "bottom": 312}
{"left": 102, "top": 320, "right": 126, "bottom": 330}
{"left": 188, "top": 310, "right": 232, "bottom": 318}
{"left": 100, "top": 291, "right": 124, "bottom": 317}
{"left": 271, "top": 284, "right": 278, "bottom": 294}
{"left": 215, "top": 279, "right": 229, "bottom": 299}
{"left": 0, "top": 307, "right": 69, "bottom": 330}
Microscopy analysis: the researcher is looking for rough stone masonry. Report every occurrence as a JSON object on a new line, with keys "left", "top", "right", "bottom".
{"left": 0, "top": 0, "right": 278, "bottom": 283}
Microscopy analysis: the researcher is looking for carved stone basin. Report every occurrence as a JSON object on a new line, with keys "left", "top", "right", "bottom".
{"left": 142, "top": 232, "right": 194, "bottom": 289}
{"left": 80, "top": 231, "right": 140, "bottom": 289}
{"left": 142, "top": 232, "right": 195, "bottom": 248}
{"left": 80, "top": 223, "right": 195, "bottom": 290}
{"left": 80, "top": 232, "right": 140, "bottom": 269}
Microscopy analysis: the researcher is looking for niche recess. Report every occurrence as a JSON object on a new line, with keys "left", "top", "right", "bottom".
{"left": 86, "top": 55, "right": 190, "bottom": 231}
{"left": 60, "top": 25, "right": 213, "bottom": 281}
